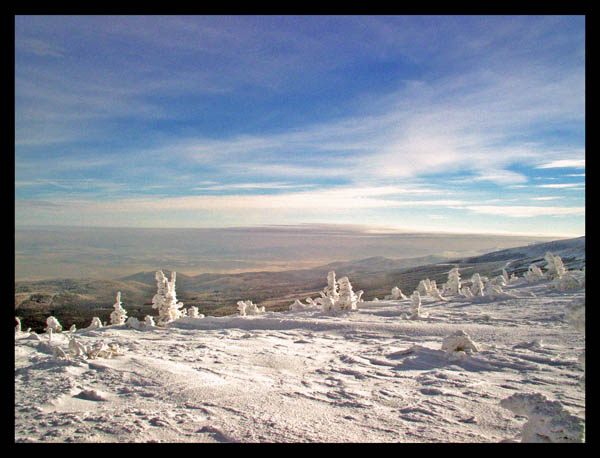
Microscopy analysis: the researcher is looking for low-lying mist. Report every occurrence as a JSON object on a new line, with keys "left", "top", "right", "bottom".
{"left": 15, "top": 224, "right": 559, "bottom": 281}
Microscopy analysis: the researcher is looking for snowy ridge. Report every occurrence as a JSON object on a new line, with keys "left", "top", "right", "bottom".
{"left": 15, "top": 242, "right": 585, "bottom": 442}
{"left": 15, "top": 248, "right": 585, "bottom": 442}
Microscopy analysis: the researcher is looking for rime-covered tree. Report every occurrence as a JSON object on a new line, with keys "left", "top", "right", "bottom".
{"left": 144, "top": 315, "right": 156, "bottom": 327}
{"left": 187, "top": 306, "right": 204, "bottom": 318}
{"left": 45, "top": 316, "right": 62, "bottom": 333}
{"left": 337, "top": 276, "right": 359, "bottom": 310}
{"left": 87, "top": 317, "right": 103, "bottom": 329}
{"left": 386, "top": 286, "right": 407, "bottom": 300}
{"left": 409, "top": 290, "right": 426, "bottom": 320}
{"left": 152, "top": 270, "right": 185, "bottom": 325}
{"left": 417, "top": 278, "right": 433, "bottom": 296}
{"left": 237, "top": 300, "right": 265, "bottom": 316}
{"left": 442, "top": 267, "right": 461, "bottom": 296}
{"left": 544, "top": 251, "right": 566, "bottom": 280}
{"left": 110, "top": 291, "right": 128, "bottom": 325}
{"left": 470, "top": 273, "right": 485, "bottom": 296}
{"left": 524, "top": 264, "right": 544, "bottom": 283}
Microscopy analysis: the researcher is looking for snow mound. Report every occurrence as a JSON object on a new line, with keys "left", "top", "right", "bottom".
{"left": 500, "top": 392, "right": 584, "bottom": 443}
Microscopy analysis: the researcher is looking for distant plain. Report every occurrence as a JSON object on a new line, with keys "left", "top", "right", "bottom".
{"left": 15, "top": 224, "right": 557, "bottom": 281}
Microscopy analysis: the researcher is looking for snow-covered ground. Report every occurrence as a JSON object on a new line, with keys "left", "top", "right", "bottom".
{"left": 15, "top": 276, "right": 585, "bottom": 443}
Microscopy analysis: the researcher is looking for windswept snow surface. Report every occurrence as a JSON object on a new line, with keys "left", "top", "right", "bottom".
{"left": 15, "top": 278, "right": 584, "bottom": 443}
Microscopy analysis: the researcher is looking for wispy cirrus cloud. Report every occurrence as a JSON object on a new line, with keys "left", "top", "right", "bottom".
{"left": 464, "top": 205, "right": 585, "bottom": 218}
{"left": 536, "top": 159, "right": 585, "bottom": 169}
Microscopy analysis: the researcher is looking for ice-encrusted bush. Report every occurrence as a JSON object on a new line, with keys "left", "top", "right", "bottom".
{"left": 553, "top": 271, "right": 584, "bottom": 291}
{"left": 307, "top": 271, "right": 361, "bottom": 312}
{"left": 544, "top": 251, "right": 566, "bottom": 280}
{"left": 500, "top": 392, "right": 584, "bottom": 442}
{"left": 484, "top": 280, "right": 506, "bottom": 300}
{"left": 187, "top": 306, "right": 204, "bottom": 319}
{"left": 417, "top": 278, "right": 433, "bottom": 296}
{"left": 408, "top": 290, "right": 427, "bottom": 320}
{"left": 87, "top": 317, "right": 103, "bottom": 329}
{"left": 152, "top": 270, "right": 185, "bottom": 325}
{"left": 68, "top": 336, "right": 88, "bottom": 357}
{"left": 86, "top": 342, "right": 122, "bottom": 359}
{"left": 429, "top": 282, "right": 449, "bottom": 301}
{"left": 237, "top": 300, "right": 265, "bottom": 316}
{"left": 470, "top": 273, "right": 485, "bottom": 296}
{"left": 442, "top": 267, "right": 461, "bottom": 296}
{"left": 336, "top": 276, "right": 360, "bottom": 310}
{"left": 525, "top": 264, "right": 544, "bottom": 283}
{"left": 125, "top": 316, "right": 142, "bottom": 330}
{"left": 110, "top": 291, "right": 128, "bottom": 325}
{"left": 441, "top": 330, "right": 478, "bottom": 361}
{"left": 45, "top": 316, "right": 62, "bottom": 333}
{"left": 459, "top": 286, "right": 474, "bottom": 298}
{"left": 385, "top": 286, "right": 407, "bottom": 300}
{"left": 502, "top": 268, "right": 518, "bottom": 284}
{"left": 144, "top": 315, "right": 156, "bottom": 327}
{"left": 290, "top": 299, "right": 319, "bottom": 311}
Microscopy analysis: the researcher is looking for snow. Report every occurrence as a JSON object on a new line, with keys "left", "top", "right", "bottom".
{"left": 14, "top": 251, "right": 585, "bottom": 443}
{"left": 14, "top": 279, "right": 584, "bottom": 442}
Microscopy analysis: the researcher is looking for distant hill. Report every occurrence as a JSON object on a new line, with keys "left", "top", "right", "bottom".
{"left": 15, "top": 237, "right": 584, "bottom": 332}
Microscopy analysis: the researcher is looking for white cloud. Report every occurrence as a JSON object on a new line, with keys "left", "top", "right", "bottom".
{"left": 536, "top": 159, "right": 585, "bottom": 169}
{"left": 465, "top": 205, "right": 585, "bottom": 218}
{"left": 537, "top": 183, "right": 584, "bottom": 189}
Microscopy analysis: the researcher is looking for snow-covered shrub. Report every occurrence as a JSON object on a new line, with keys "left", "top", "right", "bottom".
{"left": 484, "top": 281, "right": 506, "bottom": 300}
{"left": 152, "top": 270, "right": 185, "bottom": 325}
{"left": 86, "top": 342, "right": 122, "bottom": 359}
{"left": 429, "top": 282, "right": 449, "bottom": 301}
{"left": 501, "top": 268, "right": 519, "bottom": 284}
{"left": 500, "top": 392, "right": 584, "bottom": 442}
{"left": 408, "top": 290, "right": 427, "bottom": 320}
{"left": 186, "top": 306, "right": 204, "bottom": 318}
{"left": 553, "top": 272, "right": 583, "bottom": 291}
{"left": 416, "top": 278, "right": 433, "bottom": 296}
{"left": 470, "top": 273, "right": 485, "bottom": 296}
{"left": 68, "top": 336, "right": 88, "bottom": 357}
{"left": 237, "top": 300, "right": 265, "bottom": 316}
{"left": 459, "top": 286, "right": 474, "bottom": 298}
{"left": 309, "top": 271, "right": 361, "bottom": 312}
{"left": 441, "top": 330, "right": 478, "bottom": 361}
{"left": 544, "top": 251, "right": 566, "bottom": 280}
{"left": 69, "top": 324, "right": 76, "bottom": 332}
{"left": 385, "top": 286, "right": 407, "bottom": 300}
{"left": 125, "top": 316, "right": 142, "bottom": 330}
{"left": 290, "top": 299, "right": 318, "bottom": 311}
{"left": 525, "top": 264, "right": 544, "bottom": 283}
{"left": 323, "top": 271, "right": 339, "bottom": 302}
{"left": 110, "top": 291, "right": 128, "bottom": 325}
{"left": 442, "top": 267, "right": 461, "bottom": 296}
{"left": 87, "top": 317, "right": 103, "bottom": 330}
{"left": 144, "top": 315, "right": 156, "bottom": 327}
{"left": 336, "top": 276, "right": 360, "bottom": 310}
{"left": 45, "top": 316, "right": 62, "bottom": 333}
{"left": 15, "top": 317, "right": 21, "bottom": 334}
{"left": 313, "top": 271, "right": 340, "bottom": 310}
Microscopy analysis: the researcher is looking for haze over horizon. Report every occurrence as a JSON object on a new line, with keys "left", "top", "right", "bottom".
{"left": 15, "top": 224, "right": 569, "bottom": 281}
{"left": 15, "top": 15, "right": 585, "bottom": 237}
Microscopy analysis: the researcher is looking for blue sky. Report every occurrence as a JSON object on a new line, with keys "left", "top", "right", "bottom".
{"left": 15, "top": 15, "right": 585, "bottom": 236}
